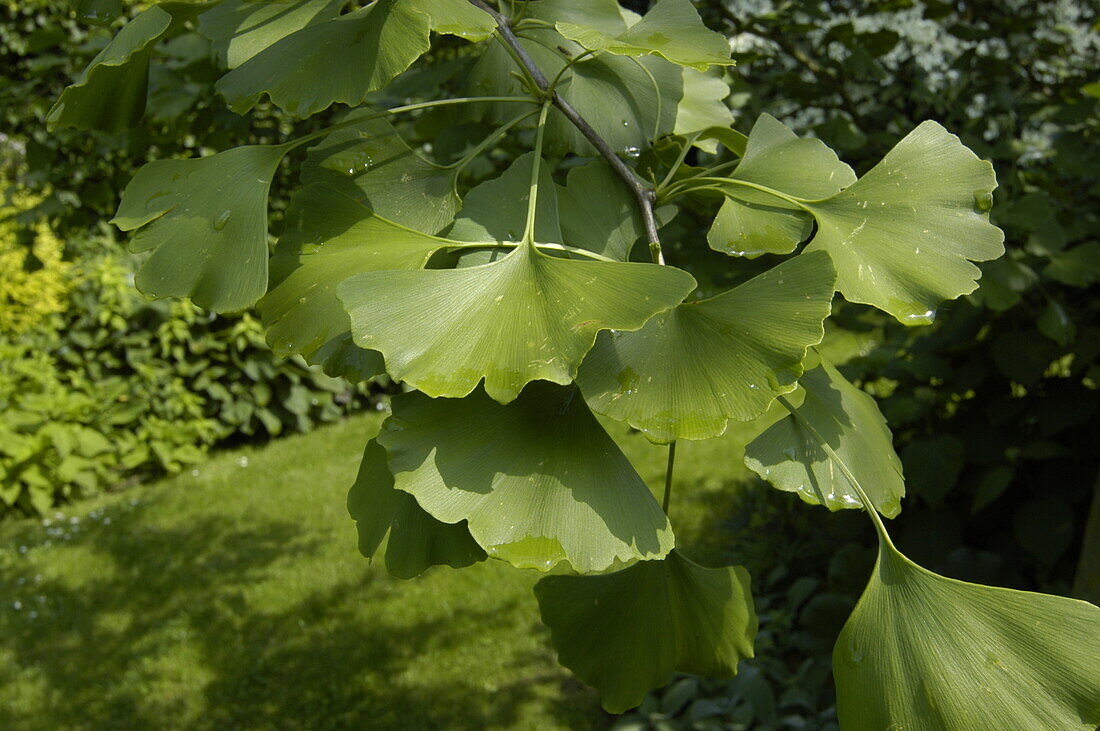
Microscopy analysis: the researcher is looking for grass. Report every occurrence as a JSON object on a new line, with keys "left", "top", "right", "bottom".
{"left": 0, "top": 405, "right": 764, "bottom": 730}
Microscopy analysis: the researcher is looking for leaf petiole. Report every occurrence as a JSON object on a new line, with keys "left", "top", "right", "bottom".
{"left": 286, "top": 96, "right": 539, "bottom": 151}
{"left": 775, "top": 394, "right": 897, "bottom": 549}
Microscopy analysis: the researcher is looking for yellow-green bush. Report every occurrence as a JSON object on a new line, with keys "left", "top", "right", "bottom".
{"left": 0, "top": 187, "right": 72, "bottom": 336}
{"left": 0, "top": 239, "right": 372, "bottom": 517}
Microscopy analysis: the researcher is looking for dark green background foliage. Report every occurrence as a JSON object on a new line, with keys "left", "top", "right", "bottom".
{"left": 698, "top": 0, "right": 1099, "bottom": 594}
{"left": 618, "top": 1, "right": 1099, "bottom": 726}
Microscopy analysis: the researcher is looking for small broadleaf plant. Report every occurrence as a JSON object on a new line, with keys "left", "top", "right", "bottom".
{"left": 51, "top": 0, "right": 1100, "bottom": 724}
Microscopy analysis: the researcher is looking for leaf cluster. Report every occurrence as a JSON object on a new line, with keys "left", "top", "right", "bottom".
{"left": 41, "top": 0, "right": 1100, "bottom": 724}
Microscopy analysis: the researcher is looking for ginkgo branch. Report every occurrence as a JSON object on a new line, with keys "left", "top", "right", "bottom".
{"left": 468, "top": 0, "right": 666, "bottom": 264}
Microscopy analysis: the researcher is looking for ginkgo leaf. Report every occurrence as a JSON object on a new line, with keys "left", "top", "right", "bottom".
{"left": 673, "top": 70, "right": 736, "bottom": 152}
{"left": 259, "top": 184, "right": 450, "bottom": 378}
{"left": 196, "top": 0, "right": 345, "bottom": 69}
{"left": 216, "top": 0, "right": 431, "bottom": 117}
{"left": 802, "top": 121, "right": 1005, "bottom": 323}
{"left": 448, "top": 153, "right": 561, "bottom": 243}
{"left": 523, "top": 0, "right": 630, "bottom": 35}
{"left": 406, "top": 0, "right": 495, "bottom": 40}
{"left": 465, "top": 25, "right": 723, "bottom": 156}
{"left": 112, "top": 143, "right": 292, "bottom": 312}
{"left": 377, "top": 383, "right": 674, "bottom": 573}
{"left": 835, "top": 538, "right": 1100, "bottom": 730}
{"left": 556, "top": 0, "right": 733, "bottom": 71}
{"left": 709, "top": 114, "right": 855, "bottom": 258}
{"left": 744, "top": 361, "right": 905, "bottom": 518}
{"left": 557, "top": 160, "right": 652, "bottom": 261}
{"left": 302, "top": 111, "right": 461, "bottom": 235}
{"left": 578, "top": 251, "right": 836, "bottom": 442}
{"left": 338, "top": 241, "right": 696, "bottom": 404}
{"left": 47, "top": 6, "right": 173, "bottom": 133}
{"left": 535, "top": 550, "right": 756, "bottom": 713}
{"left": 348, "top": 439, "right": 486, "bottom": 579}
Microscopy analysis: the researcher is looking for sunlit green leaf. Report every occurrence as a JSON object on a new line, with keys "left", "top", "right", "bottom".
{"left": 556, "top": 0, "right": 733, "bottom": 71}
{"left": 835, "top": 539, "right": 1100, "bottom": 730}
{"left": 349, "top": 439, "right": 486, "bottom": 579}
{"left": 47, "top": 7, "right": 173, "bottom": 133}
{"left": 579, "top": 251, "right": 836, "bottom": 442}
{"left": 802, "top": 121, "right": 1005, "bottom": 324}
{"left": 338, "top": 241, "right": 696, "bottom": 403}
{"left": 535, "top": 550, "right": 756, "bottom": 713}
{"left": 113, "top": 143, "right": 292, "bottom": 312}
{"left": 302, "top": 111, "right": 461, "bottom": 235}
{"left": 217, "top": 0, "right": 431, "bottom": 117}
{"left": 745, "top": 361, "right": 905, "bottom": 517}
{"left": 259, "top": 184, "right": 452, "bottom": 379}
{"left": 448, "top": 153, "right": 561, "bottom": 243}
{"left": 709, "top": 114, "right": 855, "bottom": 257}
{"left": 673, "top": 70, "right": 735, "bottom": 152}
{"left": 377, "top": 383, "right": 674, "bottom": 573}
{"left": 197, "top": 0, "right": 345, "bottom": 69}
{"left": 406, "top": 0, "right": 495, "bottom": 40}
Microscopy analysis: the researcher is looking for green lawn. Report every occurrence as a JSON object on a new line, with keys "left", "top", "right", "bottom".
{"left": 0, "top": 406, "right": 763, "bottom": 730}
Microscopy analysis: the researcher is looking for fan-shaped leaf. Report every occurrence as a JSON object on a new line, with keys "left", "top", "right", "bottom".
{"left": 523, "top": 0, "right": 630, "bottom": 35}
{"left": 466, "top": 26, "right": 725, "bottom": 155}
{"left": 558, "top": 160, "right": 652, "bottom": 261}
{"left": 197, "top": 0, "right": 345, "bottom": 69}
{"left": 259, "top": 184, "right": 452, "bottom": 379}
{"left": 673, "top": 70, "right": 736, "bottom": 151}
{"left": 216, "top": 0, "right": 431, "bottom": 117}
{"left": 349, "top": 439, "right": 486, "bottom": 579}
{"left": 835, "top": 540, "right": 1100, "bottom": 730}
{"left": 338, "top": 241, "right": 696, "bottom": 404}
{"left": 406, "top": 0, "right": 495, "bottom": 40}
{"left": 535, "top": 550, "right": 756, "bottom": 713}
{"left": 377, "top": 383, "right": 674, "bottom": 573}
{"left": 744, "top": 361, "right": 905, "bottom": 517}
{"left": 557, "top": 0, "right": 733, "bottom": 71}
{"left": 448, "top": 153, "right": 561, "bottom": 243}
{"left": 803, "top": 121, "right": 1005, "bottom": 323}
{"left": 578, "top": 251, "right": 836, "bottom": 442}
{"left": 47, "top": 6, "right": 173, "bottom": 133}
{"left": 113, "top": 143, "right": 292, "bottom": 312}
{"left": 302, "top": 111, "right": 461, "bottom": 235}
{"left": 709, "top": 114, "right": 855, "bottom": 258}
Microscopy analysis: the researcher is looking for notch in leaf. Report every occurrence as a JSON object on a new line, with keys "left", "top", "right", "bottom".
{"left": 745, "top": 360, "right": 905, "bottom": 518}
{"left": 535, "top": 551, "right": 757, "bottom": 713}
{"left": 578, "top": 251, "right": 836, "bottom": 442}
{"left": 113, "top": 143, "right": 292, "bottom": 313}
{"left": 707, "top": 113, "right": 855, "bottom": 258}
{"left": 377, "top": 383, "right": 674, "bottom": 574}
{"left": 349, "top": 440, "right": 486, "bottom": 579}
{"left": 216, "top": 0, "right": 432, "bottom": 118}
{"left": 339, "top": 240, "right": 696, "bottom": 404}
{"left": 803, "top": 121, "right": 1005, "bottom": 324}
{"left": 556, "top": 0, "right": 734, "bottom": 71}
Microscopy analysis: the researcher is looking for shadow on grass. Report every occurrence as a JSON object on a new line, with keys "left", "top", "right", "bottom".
{"left": 0, "top": 498, "right": 601, "bottom": 730}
